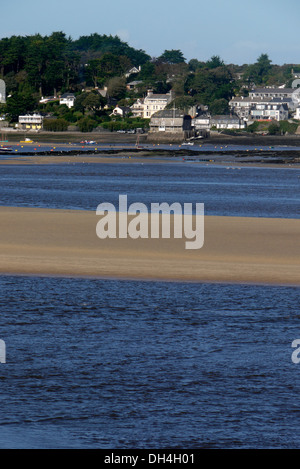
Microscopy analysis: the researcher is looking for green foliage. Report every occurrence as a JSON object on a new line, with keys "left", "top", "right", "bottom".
{"left": 246, "top": 120, "right": 298, "bottom": 135}
{"left": 278, "top": 120, "right": 298, "bottom": 134}
{"left": 209, "top": 98, "right": 229, "bottom": 115}
{"left": 101, "top": 117, "right": 149, "bottom": 132}
{"left": 206, "top": 55, "right": 225, "bottom": 69}
{"left": 166, "top": 96, "right": 195, "bottom": 113}
{"left": 268, "top": 122, "right": 280, "bottom": 135}
{"left": 5, "top": 91, "right": 37, "bottom": 121}
{"left": 243, "top": 53, "right": 272, "bottom": 86}
{"left": 158, "top": 49, "right": 186, "bottom": 64}
{"left": 246, "top": 121, "right": 259, "bottom": 133}
{"left": 186, "top": 65, "right": 234, "bottom": 108}
{"left": 77, "top": 116, "right": 98, "bottom": 132}
{"left": 71, "top": 33, "right": 150, "bottom": 66}
{"left": 43, "top": 118, "right": 69, "bottom": 131}
{"left": 107, "top": 77, "right": 127, "bottom": 100}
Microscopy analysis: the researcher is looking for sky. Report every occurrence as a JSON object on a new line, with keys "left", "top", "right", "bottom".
{"left": 1, "top": 0, "right": 300, "bottom": 65}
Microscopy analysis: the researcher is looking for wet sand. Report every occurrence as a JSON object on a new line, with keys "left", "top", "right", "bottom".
{"left": 0, "top": 206, "right": 299, "bottom": 285}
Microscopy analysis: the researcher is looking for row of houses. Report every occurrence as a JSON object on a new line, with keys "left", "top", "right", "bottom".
{"left": 14, "top": 84, "right": 300, "bottom": 133}
{"left": 229, "top": 87, "right": 300, "bottom": 122}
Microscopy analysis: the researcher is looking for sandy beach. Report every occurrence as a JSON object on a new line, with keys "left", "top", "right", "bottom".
{"left": 0, "top": 206, "right": 299, "bottom": 285}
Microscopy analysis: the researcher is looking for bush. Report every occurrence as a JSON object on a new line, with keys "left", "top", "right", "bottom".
{"left": 43, "top": 118, "right": 69, "bottom": 131}
{"left": 77, "top": 116, "right": 98, "bottom": 132}
{"left": 246, "top": 121, "right": 259, "bottom": 133}
{"left": 279, "top": 121, "right": 298, "bottom": 134}
{"left": 268, "top": 122, "right": 280, "bottom": 135}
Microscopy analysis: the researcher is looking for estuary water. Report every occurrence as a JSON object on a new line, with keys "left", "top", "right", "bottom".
{"left": 0, "top": 160, "right": 299, "bottom": 217}
{"left": 0, "top": 159, "right": 299, "bottom": 449}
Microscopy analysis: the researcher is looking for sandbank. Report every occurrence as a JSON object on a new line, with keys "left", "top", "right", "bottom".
{"left": 0, "top": 206, "right": 299, "bottom": 285}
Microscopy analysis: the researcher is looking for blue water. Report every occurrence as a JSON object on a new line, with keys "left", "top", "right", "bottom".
{"left": 0, "top": 160, "right": 299, "bottom": 449}
{"left": 0, "top": 276, "right": 300, "bottom": 449}
{"left": 0, "top": 162, "right": 299, "bottom": 218}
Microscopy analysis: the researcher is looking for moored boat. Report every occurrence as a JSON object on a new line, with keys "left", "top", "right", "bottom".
{"left": 0, "top": 146, "right": 13, "bottom": 152}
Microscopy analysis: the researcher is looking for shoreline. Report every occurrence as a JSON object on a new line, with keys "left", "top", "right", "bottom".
{"left": 3, "top": 129, "right": 300, "bottom": 146}
{"left": 0, "top": 206, "right": 299, "bottom": 286}
{"left": 1, "top": 132, "right": 300, "bottom": 166}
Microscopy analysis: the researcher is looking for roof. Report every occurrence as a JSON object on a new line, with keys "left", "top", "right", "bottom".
{"left": 211, "top": 115, "right": 240, "bottom": 121}
{"left": 116, "top": 106, "right": 131, "bottom": 112}
{"left": 250, "top": 88, "right": 294, "bottom": 94}
{"left": 146, "top": 94, "right": 170, "bottom": 100}
{"left": 60, "top": 93, "right": 75, "bottom": 99}
{"left": 151, "top": 109, "right": 189, "bottom": 118}
{"left": 230, "top": 96, "right": 293, "bottom": 104}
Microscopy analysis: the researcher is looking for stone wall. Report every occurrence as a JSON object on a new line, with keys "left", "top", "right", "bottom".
{"left": 147, "top": 131, "right": 188, "bottom": 143}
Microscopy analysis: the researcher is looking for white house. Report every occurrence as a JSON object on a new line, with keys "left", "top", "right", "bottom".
{"left": 250, "top": 103, "right": 289, "bottom": 121}
{"left": 125, "top": 66, "right": 141, "bottom": 78}
{"left": 295, "top": 107, "right": 300, "bottom": 119}
{"left": 18, "top": 114, "right": 44, "bottom": 130}
{"left": 249, "top": 87, "right": 294, "bottom": 99}
{"left": 192, "top": 114, "right": 210, "bottom": 131}
{"left": 110, "top": 105, "right": 131, "bottom": 117}
{"left": 210, "top": 115, "right": 245, "bottom": 130}
{"left": 59, "top": 93, "right": 76, "bottom": 108}
{"left": 131, "top": 90, "right": 174, "bottom": 119}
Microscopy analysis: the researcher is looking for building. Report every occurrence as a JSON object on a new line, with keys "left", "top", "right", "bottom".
{"left": 110, "top": 105, "right": 131, "bottom": 117}
{"left": 210, "top": 115, "right": 245, "bottom": 130}
{"left": 131, "top": 90, "right": 174, "bottom": 119}
{"left": 59, "top": 93, "right": 76, "bottom": 108}
{"left": 130, "top": 98, "right": 145, "bottom": 118}
{"left": 249, "top": 87, "right": 294, "bottom": 99}
{"left": 148, "top": 109, "right": 193, "bottom": 142}
{"left": 39, "top": 96, "right": 58, "bottom": 104}
{"left": 250, "top": 102, "right": 289, "bottom": 121}
{"left": 192, "top": 114, "right": 210, "bottom": 131}
{"left": 229, "top": 95, "right": 295, "bottom": 121}
{"left": 18, "top": 114, "right": 44, "bottom": 130}
{"left": 126, "top": 80, "right": 143, "bottom": 91}
{"left": 125, "top": 66, "right": 141, "bottom": 78}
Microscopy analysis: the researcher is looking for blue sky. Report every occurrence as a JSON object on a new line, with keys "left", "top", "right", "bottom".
{"left": 1, "top": 0, "right": 300, "bottom": 65}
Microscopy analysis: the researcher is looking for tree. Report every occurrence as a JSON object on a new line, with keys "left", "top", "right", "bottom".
{"left": 243, "top": 53, "right": 272, "bottom": 86}
{"left": 209, "top": 98, "right": 229, "bottom": 115}
{"left": 206, "top": 55, "right": 225, "bottom": 69}
{"left": 166, "top": 95, "right": 195, "bottom": 113}
{"left": 186, "top": 66, "right": 234, "bottom": 108}
{"left": 158, "top": 49, "right": 186, "bottom": 64}
{"left": 77, "top": 116, "right": 98, "bottom": 132}
{"left": 107, "top": 77, "right": 127, "bottom": 101}
{"left": 5, "top": 91, "right": 37, "bottom": 121}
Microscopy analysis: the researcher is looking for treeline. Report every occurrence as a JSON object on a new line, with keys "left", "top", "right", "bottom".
{"left": 0, "top": 31, "right": 298, "bottom": 128}
{"left": 0, "top": 32, "right": 150, "bottom": 97}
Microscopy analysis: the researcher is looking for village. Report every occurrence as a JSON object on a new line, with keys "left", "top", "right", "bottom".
{"left": 2, "top": 76, "right": 300, "bottom": 144}
{"left": 1, "top": 33, "right": 300, "bottom": 143}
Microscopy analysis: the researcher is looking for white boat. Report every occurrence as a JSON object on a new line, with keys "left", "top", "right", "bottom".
{"left": 0, "top": 146, "right": 12, "bottom": 152}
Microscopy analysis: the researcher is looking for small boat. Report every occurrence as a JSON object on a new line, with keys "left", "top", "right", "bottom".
{"left": 20, "top": 138, "right": 33, "bottom": 143}
{"left": 80, "top": 140, "right": 97, "bottom": 145}
{"left": 0, "top": 146, "right": 13, "bottom": 152}
{"left": 182, "top": 141, "right": 194, "bottom": 146}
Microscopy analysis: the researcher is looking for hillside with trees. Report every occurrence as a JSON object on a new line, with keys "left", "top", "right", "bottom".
{"left": 0, "top": 31, "right": 299, "bottom": 131}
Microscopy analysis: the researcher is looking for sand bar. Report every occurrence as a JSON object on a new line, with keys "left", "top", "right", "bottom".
{"left": 0, "top": 206, "right": 299, "bottom": 285}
